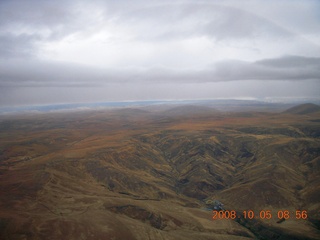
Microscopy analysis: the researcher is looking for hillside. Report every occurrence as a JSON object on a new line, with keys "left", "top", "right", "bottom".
{"left": 161, "top": 105, "right": 219, "bottom": 117}
{"left": 0, "top": 107, "right": 319, "bottom": 239}
{"left": 284, "top": 103, "right": 320, "bottom": 115}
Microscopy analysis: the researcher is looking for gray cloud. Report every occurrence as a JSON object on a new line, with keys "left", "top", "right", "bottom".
{"left": 255, "top": 55, "right": 320, "bottom": 68}
{"left": 1, "top": 56, "right": 319, "bottom": 89}
{"left": 0, "top": 34, "right": 36, "bottom": 58}
{"left": 0, "top": 0, "right": 319, "bottom": 106}
{"left": 0, "top": 0, "right": 306, "bottom": 57}
{"left": 212, "top": 56, "right": 320, "bottom": 82}
{"left": 202, "top": 6, "right": 293, "bottom": 40}
{"left": 0, "top": 60, "right": 129, "bottom": 87}
{"left": 0, "top": 0, "right": 76, "bottom": 35}
{"left": 110, "top": 3, "right": 294, "bottom": 42}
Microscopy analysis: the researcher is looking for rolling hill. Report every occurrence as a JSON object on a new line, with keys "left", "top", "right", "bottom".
{"left": 0, "top": 105, "right": 319, "bottom": 239}
{"left": 284, "top": 103, "right": 320, "bottom": 115}
{"left": 160, "top": 105, "right": 219, "bottom": 117}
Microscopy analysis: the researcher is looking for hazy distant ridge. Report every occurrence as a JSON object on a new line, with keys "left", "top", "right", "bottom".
{"left": 284, "top": 103, "right": 320, "bottom": 114}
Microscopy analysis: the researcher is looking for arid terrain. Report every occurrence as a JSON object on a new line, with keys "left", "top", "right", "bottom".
{"left": 0, "top": 103, "right": 319, "bottom": 240}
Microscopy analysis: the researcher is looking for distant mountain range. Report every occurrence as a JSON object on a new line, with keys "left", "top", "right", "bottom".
{"left": 1, "top": 99, "right": 320, "bottom": 115}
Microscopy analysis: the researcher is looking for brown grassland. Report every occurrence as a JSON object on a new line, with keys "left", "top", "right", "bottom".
{"left": 0, "top": 104, "right": 319, "bottom": 240}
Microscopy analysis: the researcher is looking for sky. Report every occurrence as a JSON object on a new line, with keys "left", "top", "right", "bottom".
{"left": 0, "top": 0, "right": 319, "bottom": 107}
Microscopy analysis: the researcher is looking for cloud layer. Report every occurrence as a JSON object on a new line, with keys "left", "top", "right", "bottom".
{"left": 0, "top": 0, "right": 319, "bottom": 106}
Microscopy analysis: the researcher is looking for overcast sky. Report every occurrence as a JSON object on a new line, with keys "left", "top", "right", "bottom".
{"left": 0, "top": 0, "right": 319, "bottom": 106}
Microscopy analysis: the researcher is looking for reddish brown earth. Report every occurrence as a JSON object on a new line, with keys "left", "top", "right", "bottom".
{"left": 0, "top": 104, "right": 319, "bottom": 239}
